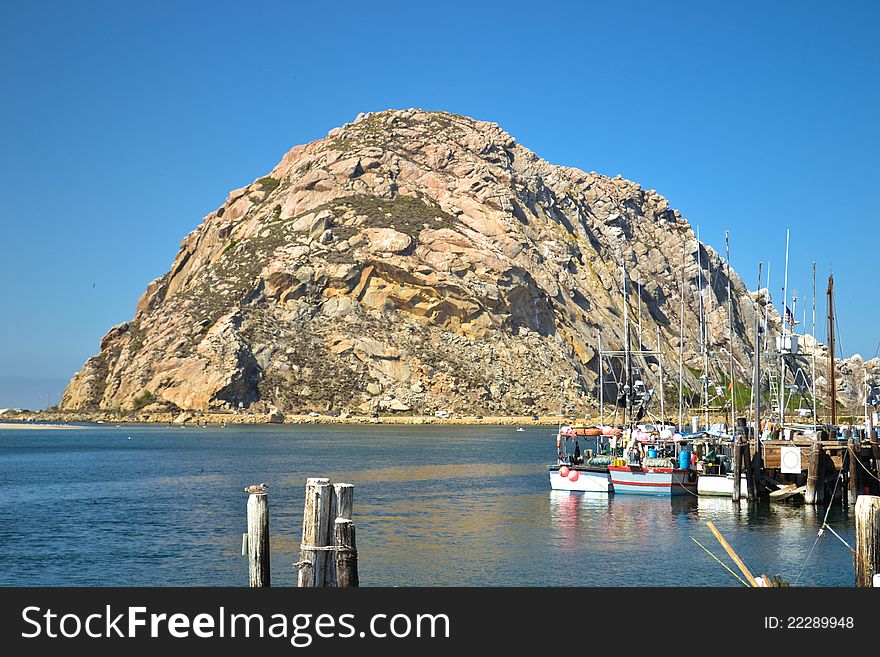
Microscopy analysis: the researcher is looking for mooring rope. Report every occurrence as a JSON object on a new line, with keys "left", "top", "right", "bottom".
{"left": 675, "top": 473, "right": 700, "bottom": 496}
{"left": 795, "top": 464, "right": 854, "bottom": 585}
{"left": 292, "top": 544, "right": 355, "bottom": 570}
{"left": 691, "top": 537, "right": 749, "bottom": 586}
{"left": 820, "top": 524, "right": 854, "bottom": 553}
{"left": 793, "top": 532, "right": 823, "bottom": 587}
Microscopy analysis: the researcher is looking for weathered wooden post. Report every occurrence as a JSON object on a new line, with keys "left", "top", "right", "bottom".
{"left": 244, "top": 483, "right": 270, "bottom": 587}
{"left": 324, "top": 483, "right": 355, "bottom": 587}
{"left": 805, "top": 442, "right": 823, "bottom": 505}
{"left": 298, "top": 477, "right": 331, "bottom": 587}
{"left": 855, "top": 495, "right": 880, "bottom": 587}
{"left": 732, "top": 441, "right": 742, "bottom": 502}
{"left": 849, "top": 438, "right": 861, "bottom": 503}
{"left": 871, "top": 438, "right": 880, "bottom": 494}
{"left": 744, "top": 440, "right": 757, "bottom": 501}
{"left": 331, "top": 482, "right": 354, "bottom": 521}
{"left": 333, "top": 518, "right": 359, "bottom": 587}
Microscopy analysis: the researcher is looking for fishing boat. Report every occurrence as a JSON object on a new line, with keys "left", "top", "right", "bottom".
{"left": 548, "top": 423, "right": 614, "bottom": 493}
{"left": 549, "top": 462, "right": 613, "bottom": 492}
{"left": 698, "top": 471, "right": 748, "bottom": 496}
{"left": 608, "top": 430, "right": 698, "bottom": 495}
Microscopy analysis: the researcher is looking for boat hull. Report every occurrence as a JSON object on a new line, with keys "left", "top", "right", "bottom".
{"left": 548, "top": 466, "right": 612, "bottom": 493}
{"left": 608, "top": 465, "right": 697, "bottom": 496}
{"left": 697, "top": 473, "right": 748, "bottom": 497}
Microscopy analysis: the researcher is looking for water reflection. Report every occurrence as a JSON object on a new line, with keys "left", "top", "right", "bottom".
{"left": 0, "top": 425, "right": 858, "bottom": 587}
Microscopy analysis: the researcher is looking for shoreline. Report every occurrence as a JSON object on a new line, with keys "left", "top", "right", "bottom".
{"left": 0, "top": 412, "right": 574, "bottom": 428}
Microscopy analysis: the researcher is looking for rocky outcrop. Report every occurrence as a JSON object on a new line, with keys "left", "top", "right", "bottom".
{"left": 61, "top": 109, "right": 874, "bottom": 417}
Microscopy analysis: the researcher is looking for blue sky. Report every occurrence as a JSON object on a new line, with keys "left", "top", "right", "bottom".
{"left": 1, "top": 1, "right": 877, "bottom": 409}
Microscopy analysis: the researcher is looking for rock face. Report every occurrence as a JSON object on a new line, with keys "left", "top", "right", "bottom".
{"left": 61, "top": 109, "right": 873, "bottom": 417}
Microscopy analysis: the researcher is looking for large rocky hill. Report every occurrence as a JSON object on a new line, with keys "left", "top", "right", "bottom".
{"left": 61, "top": 109, "right": 872, "bottom": 419}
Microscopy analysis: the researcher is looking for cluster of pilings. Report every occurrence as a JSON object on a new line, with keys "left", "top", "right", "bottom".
{"left": 241, "top": 478, "right": 359, "bottom": 587}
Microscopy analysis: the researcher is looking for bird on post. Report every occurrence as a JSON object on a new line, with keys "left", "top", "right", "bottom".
{"left": 244, "top": 483, "right": 268, "bottom": 495}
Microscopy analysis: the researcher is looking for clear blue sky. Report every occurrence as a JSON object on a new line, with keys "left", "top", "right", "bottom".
{"left": 1, "top": 1, "right": 877, "bottom": 409}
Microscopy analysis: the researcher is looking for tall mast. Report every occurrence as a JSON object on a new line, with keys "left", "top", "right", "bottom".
{"left": 753, "top": 261, "right": 763, "bottom": 444}
{"left": 597, "top": 329, "right": 603, "bottom": 426}
{"left": 764, "top": 260, "right": 771, "bottom": 335}
{"left": 622, "top": 250, "right": 632, "bottom": 430}
{"left": 779, "top": 230, "right": 790, "bottom": 424}
{"left": 637, "top": 281, "right": 642, "bottom": 348}
{"left": 726, "top": 230, "right": 735, "bottom": 427}
{"left": 812, "top": 262, "right": 817, "bottom": 427}
{"left": 828, "top": 273, "right": 836, "bottom": 426}
{"left": 678, "top": 260, "right": 685, "bottom": 432}
{"left": 696, "top": 229, "right": 709, "bottom": 430}
{"left": 658, "top": 326, "right": 665, "bottom": 426}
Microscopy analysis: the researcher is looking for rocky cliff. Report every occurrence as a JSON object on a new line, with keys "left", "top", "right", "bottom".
{"left": 61, "top": 109, "right": 871, "bottom": 418}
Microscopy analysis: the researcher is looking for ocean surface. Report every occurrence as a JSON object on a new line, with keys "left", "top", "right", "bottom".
{"left": 0, "top": 423, "right": 858, "bottom": 587}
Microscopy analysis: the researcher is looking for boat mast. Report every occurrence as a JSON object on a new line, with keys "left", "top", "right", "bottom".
{"left": 678, "top": 251, "right": 685, "bottom": 432}
{"left": 637, "top": 281, "right": 642, "bottom": 348}
{"left": 828, "top": 273, "right": 836, "bottom": 426}
{"left": 697, "top": 228, "right": 709, "bottom": 430}
{"left": 812, "top": 262, "right": 817, "bottom": 428}
{"left": 622, "top": 250, "right": 632, "bottom": 431}
{"left": 764, "top": 260, "right": 771, "bottom": 335}
{"left": 597, "top": 329, "right": 603, "bottom": 426}
{"left": 658, "top": 326, "right": 665, "bottom": 426}
{"left": 780, "top": 229, "right": 790, "bottom": 425}
{"left": 753, "top": 261, "right": 763, "bottom": 440}
{"left": 726, "top": 230, "right": 735, "bottom": 428}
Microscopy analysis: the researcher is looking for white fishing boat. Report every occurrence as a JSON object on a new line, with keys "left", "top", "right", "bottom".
{"left": 548, "top": 422, "right": 614, "bottom": 493}
{"left": 697, "top": 472, "right": 748, "bottom": 497}
{"left": 548, "top": 463, "right": 613, "bottom": 493}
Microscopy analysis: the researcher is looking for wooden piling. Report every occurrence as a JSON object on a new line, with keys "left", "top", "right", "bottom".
{"left": 841, "top": 446, "right": 850, "bottom": 507}
{"left": 744, "top": 440, "right": 757, "bottom": 501}
{"left": 871, "top": 439, "right": 880, "bottom": 495}
{"left": 298, "top": 477, "right": 331, "bottom": 587}
{"left": 324, "top": 482, "right": 355, "bottom": 587}
{"left": 849, "top": 438, "right": 860, "bottom": 503}
{"left": 855, "top": 495, "right": 880, "bottom": 587}
{"left": 732, "top": 441, "right": 742, "bottom": 503}
{"left": 333, "top": 518, "right": 359, "bottom": 587}
{"left": 244, "top": 484, "right": 270, "bottom": 587}
{"left": 331, "top": 483, "right": 354, "bottom": 521}
{"left": 805, "top": 442, "right": 823, "bottom": 506}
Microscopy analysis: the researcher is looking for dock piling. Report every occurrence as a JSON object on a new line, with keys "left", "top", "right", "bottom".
{"left": 244, "top": 484, "right": 270, "bottom": 587}
{"left": 324, "top": 482, "right": 355, "bottom": 586}
{"left": 805, "top": 442, "right": 824, "bottom": 505}
{"left": 855, "top": 495, "right": 880, "bottom": 587}
{"left": 333, "top": 518, "right": 359, "bottom": 587}
{"left": 298, "top": 477, "right": 331, "bottom": 587}
{"left": 297, "top": 478, "right": 358, "bottom": 587}
{"left": 732, "top": 441, "right": 742, "bottom": 503}
{"left": 848, "top": 438, "right": 861, "bottom": 503}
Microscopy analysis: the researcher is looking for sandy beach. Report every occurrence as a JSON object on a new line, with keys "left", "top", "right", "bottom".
{"left": 0, "top": 422, "right": 83, "bottom": 430}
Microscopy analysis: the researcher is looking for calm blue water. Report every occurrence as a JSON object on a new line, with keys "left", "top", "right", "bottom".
{"left": 0, "top": 423, "right": 857, "bottom": 586}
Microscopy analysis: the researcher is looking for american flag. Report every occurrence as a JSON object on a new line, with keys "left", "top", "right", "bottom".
{"left": 784, "top": 306, "right": 799, "bottom": 328}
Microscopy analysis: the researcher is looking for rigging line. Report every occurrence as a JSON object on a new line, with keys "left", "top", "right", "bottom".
{"left": 834, "top": 311, "right": 845, "bottom": 359}
{"left": 691, "top": 538, "right": 749, "bottom": 586}
{"left": 793, "top": 532, "right": 823, "bottom": 587}
{"left": 821, "top": 523, "right": 855, "bottom": 553}
{"left": 821, "top": 466, "right": 844, "bottom": 529}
